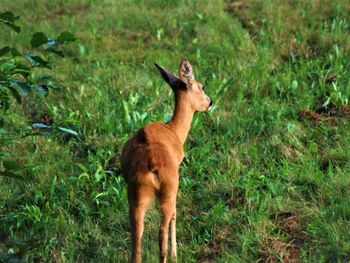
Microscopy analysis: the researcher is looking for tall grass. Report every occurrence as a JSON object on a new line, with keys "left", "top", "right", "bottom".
{"left": 1, "top": 0, "right": 350, "bottom": 262}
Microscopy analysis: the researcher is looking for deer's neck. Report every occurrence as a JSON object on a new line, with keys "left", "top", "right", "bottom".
{"left": 167, "top": 93, "right": 194, "bottom": 145}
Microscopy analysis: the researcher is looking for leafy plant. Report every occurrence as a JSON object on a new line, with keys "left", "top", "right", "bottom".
{"left": 0, "top": 12, "right": 75, "bottom": 111}
{"left": 0, "top": 11, "right": 77, "bottom": 178}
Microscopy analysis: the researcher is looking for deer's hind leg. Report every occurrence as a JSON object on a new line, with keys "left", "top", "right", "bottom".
{"left": 157, "top": 169, "right": 179, "bottom": 263}
{"left": 128, "top": 176, "right": 156, "bottom": 263}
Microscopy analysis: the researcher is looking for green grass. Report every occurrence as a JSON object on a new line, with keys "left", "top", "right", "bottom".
{"left": 1, "top": 0, "right": 350, "bottom": 262}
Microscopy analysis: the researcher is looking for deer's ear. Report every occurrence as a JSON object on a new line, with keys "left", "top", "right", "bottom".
{"left": 155, "top": 63, "right": 187, "bottom": 91}
{"left": 179, "top": 59, "right": 194, "bottom": 84}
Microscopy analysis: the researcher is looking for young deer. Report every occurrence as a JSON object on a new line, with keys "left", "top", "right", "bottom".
{"left": 121, "top": 59, "right": 212, "bottom": 263}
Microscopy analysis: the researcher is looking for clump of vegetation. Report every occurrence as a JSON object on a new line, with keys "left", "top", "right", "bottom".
{"left": 0, "top": 10, "right": 77, "bottom": 261}
{"left": 0, "top": 10, "right": 77, "bottom": 181}
{"left": 1, "top": 0, "right": 350, "bottom": 262}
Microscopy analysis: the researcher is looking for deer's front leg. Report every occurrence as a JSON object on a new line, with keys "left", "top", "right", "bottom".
{"left": 170, "top": 209, "right": 177, "bottom": 262}
{"left": 158, "top": 183, "right": 178, "bottom": 263}
{"left": 159, "top": 202, "right": 175, "bottom": 263}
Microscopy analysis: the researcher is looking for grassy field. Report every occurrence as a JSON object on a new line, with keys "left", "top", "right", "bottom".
{"left": 1, "top": 0, "right": 350, "bottom": 262}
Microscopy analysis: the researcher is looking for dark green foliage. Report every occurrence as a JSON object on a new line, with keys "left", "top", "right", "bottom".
{"left": 0, "top": 11, "right": 20, "bottom": 33}
{"left": 0, "top": 10, "right": 78, "bottom": 239}
{"left": 0, "top": 11, "right": 76, "bottom": 109}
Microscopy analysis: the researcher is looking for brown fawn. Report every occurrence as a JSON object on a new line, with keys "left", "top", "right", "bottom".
{"left": 121, "top": 59, "right": 212, "bottom": 263}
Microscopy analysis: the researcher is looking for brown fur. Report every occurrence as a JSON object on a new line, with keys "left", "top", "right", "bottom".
{"left": 121, "top": 59, "right": 212, "bottom": 263}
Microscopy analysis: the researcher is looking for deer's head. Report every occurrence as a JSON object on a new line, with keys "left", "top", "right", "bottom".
{"left": 155, "top": 59, "right": 212, "bottom": 112}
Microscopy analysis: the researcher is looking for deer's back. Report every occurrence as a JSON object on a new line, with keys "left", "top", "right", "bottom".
{"left": 121, "top": 121, "right": 184, "bottom": 184}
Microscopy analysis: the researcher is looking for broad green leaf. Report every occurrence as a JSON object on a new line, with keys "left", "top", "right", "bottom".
{"left": 0, "top": 46, "right": 10, "bottom": 56}
{"left": 3, "top": 22, "right": 20, "bottom": 33}
{"left": 57, "top": 31, "right": 76, "bottom": 44}
{"left": 122, "top": 100, "right": 132, "bottom": 125}
{"left": 57, "top": 126, "right": 79, "bottom": 136}
{"left": 33, "top": 84, "right": 49, "bottom": 96}
{"left": 216, "top": 77, "right": 234, "bottom": 94}
{"left": 6, "top": 86, "right": 21, "bottom": 103}
{"left": 31, "top": 32, "right": 48, "bottom": 48}
{"left": 0, "top": 11, "right": 19, "bottom": 22}
{"left": 12, "top": 63, "right": 30, "bottom": 78}
{"left": 47, "top": 82, "right": 59, "bottom": 90}
{"left": 45, "top": 47, "right": 64, "bottom": 57}
{"left": 47, "top": 39, "right": 57, "bottom": 46}
{"left": 78, "top": 44, "right": 86, "bottom": 55}
{"left": 38, "top": 75, "right": 59, "bottom": 89}
{"left": 163, "top": 113, "right": 172, "bottom": 123}
{"left": 323, "top": 97, "right": 331, "bottom": 107}
{"left": 38, "top": 75, "right": 53, "bottom": 81}
{"left": 24, "top": 53, "right": 51, "bottom": 68}
{"left": 0, "top": 62, "right": 15, "bottom": 72}
{"left": 10, "top": 80, "right": 30, "bottom": 96}
{"left": 140, "top": 112, "right": 148, "bottom": 122}
{"left": 0, "top": 11, "right": 20, "bottom": 33}
{"left": 94, "top": 192, "right": 109, "bottom": 200}
{"left": 32, "top": 123, "right": 51, "bottom": 129}
{"left": 10, "top": 48, "right": 21, "bottom": 57}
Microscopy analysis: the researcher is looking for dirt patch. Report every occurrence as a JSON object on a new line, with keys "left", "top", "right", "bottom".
{"left": 300, "top": 105, "right": 350, "bottom": 126}
{"left": 0, "top": 231, "right": 9, "bottom": 245}
{"left": 223, "top": 188, "right": 245, "bottom": 209}
{"left": 261, "top": 212, "right": 306, "bottom": 262}
{"left": 208, "top": 233, "right": 227, "bottom": 254}
{"left": 46, "top": 3, "right": 84, "bottom": 18}
{"left": 325, "top": 73, "right": 337, "bottom": 84}
{"left": 261, "top": 237, "right": 301, "bottom": 263}
{"left": 225, "top": 1, "right": 262, "bottom": 38}
{"left": 341, "top": 105, "right": 350, "bottom": 118}
{"left": 300, "top": 109, "right": 321, "bottom": 124}
{"left": 226, "top": 1, "right": 251, "bottom": 12}
{"left": 197, "top": 243, "right": 218, "bottom": 263}
{"left": 197, "top": 252, "right": 216, "bottom": 263}
{"left": 278, "top": 212, "right": 305, "bottom": 244}
{"left": 319, "top": 151, "right": 349, "bottom": 171}
{"left": 197, "top": 230, "right": 232, "bottom": 263}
